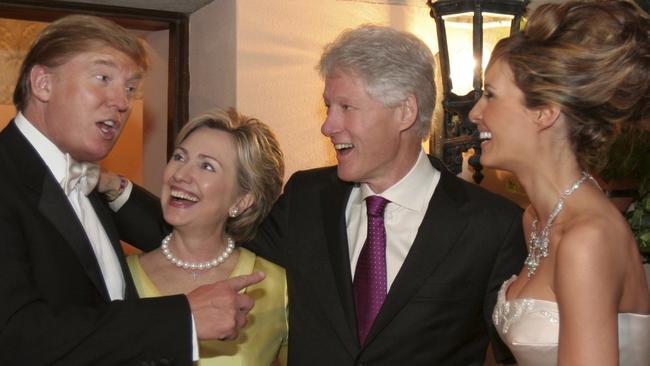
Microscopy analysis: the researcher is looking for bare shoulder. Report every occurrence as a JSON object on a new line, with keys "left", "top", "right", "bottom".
{"left": 556, "top": 211, "right": 624, "bottom": 266}
{"left": 554, "top": 207, "right": 632, "bottom": 289}
{"left": 552, "top": 218, "right": 618, "bottom": 313}
{"left": 554, "top": 203, "right": 650, "bottom": 313}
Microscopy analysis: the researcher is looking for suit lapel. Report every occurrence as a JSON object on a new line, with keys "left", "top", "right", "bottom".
{"left": 39, "top": 181, "right": 111, "bottom": 299}
{"left": 314, "top": 173, "right": 360, "bottom": 354}
{"left": 365, "top": 160, "right": 469, "bottom": 345}
{"left": 2, "top": 121, "right": 111, "bottom": 300}
{"left": 310, "top": 160, "right": 471, "bottom": 350}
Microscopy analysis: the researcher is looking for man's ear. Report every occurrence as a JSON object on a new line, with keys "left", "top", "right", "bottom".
{"left": 397, "top": 93, "right": 418, "bottom": 132}
{"left": 533, "top": 104, "right": 561, "bottom": 131}
{"left": 29, "top": 65, "right": 53, "bottom": 103}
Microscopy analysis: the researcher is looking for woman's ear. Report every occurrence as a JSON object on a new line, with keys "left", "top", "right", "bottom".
{"left": 397, "top": 94, "right": 418, "bottom": 132}
{"left": 30, "top": 65, "right": 52, "bottom": 103}
{"left": 533, "top": 104, "right": 562, "bottom": 131}
{"left": 233, "top": 192, "right": 255, "bottom": 216}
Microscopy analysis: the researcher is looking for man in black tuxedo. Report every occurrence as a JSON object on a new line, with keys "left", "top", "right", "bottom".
{"left": 0, "top": 15, "right": 262, "bottom": 365}
{"left": 111, "top": 24, "right": 526, "bottom": 365}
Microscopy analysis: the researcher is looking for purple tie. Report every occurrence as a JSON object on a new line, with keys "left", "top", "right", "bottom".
{"left": 353, "top": 195, "right": 389, "bottom": 345}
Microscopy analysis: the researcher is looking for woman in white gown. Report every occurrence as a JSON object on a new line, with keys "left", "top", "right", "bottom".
{"left": 469, "top": 1, "right": 650, "bottom": 365}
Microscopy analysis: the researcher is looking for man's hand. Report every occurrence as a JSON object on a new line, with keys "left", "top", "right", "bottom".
{"left": 187, "top": 271, "right": 265, "bottom": 340}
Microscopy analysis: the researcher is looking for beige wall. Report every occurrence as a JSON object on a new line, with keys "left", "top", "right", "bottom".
{"left": 140, "top": 29, "right": 170, "bottom": 194}
{"left": 189, "top": 0, "right": 237, "bottom": 115}
{"left": 190, "top": 0, "right": 439, "bottom": 180}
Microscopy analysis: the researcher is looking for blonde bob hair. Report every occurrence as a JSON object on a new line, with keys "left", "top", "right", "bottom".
{"left": 174, "top": 108, "right": 284, "bottom": 242}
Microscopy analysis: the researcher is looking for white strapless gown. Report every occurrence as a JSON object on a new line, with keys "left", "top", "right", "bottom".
{"left": 493, "top": 276, "right": 650, "bottom": 366}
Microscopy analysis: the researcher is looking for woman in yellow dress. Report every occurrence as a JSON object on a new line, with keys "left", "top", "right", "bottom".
{"left": 126, "top": 108, "right": 287, "bottom": 365}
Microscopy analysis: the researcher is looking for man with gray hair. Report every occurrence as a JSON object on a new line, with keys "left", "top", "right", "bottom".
{"left": 248, "top": 24, "right": 526, "bottom": 365}
{"left": 112, "top": 24, "right": 526, "bottom": 365}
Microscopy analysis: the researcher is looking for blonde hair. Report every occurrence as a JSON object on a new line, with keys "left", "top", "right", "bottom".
{"left": 13, "top": 14, "right": 149, "bottom": 112}
{"left": 489, "top": 0, "right": 650, "bottom": 170}
{"left": 175, "top": 108, "right": 284, "bottom": 242}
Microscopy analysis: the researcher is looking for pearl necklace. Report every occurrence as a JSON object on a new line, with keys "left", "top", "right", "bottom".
{"left": 525, "top": 171, "right": 597, "bottom": 277}
{"left": 161, "top": 233, "right": 235, "bottom": 280}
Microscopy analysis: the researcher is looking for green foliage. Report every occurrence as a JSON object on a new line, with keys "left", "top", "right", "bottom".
{"left": 626, "top": 178, "right": 650, "bottom": 263}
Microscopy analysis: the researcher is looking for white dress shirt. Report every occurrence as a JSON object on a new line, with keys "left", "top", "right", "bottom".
{"left": 346, "top": 149, "right": 440, "bottom": 290}
{"left": 15, "top": 112, "right": 126, "bottom": 300}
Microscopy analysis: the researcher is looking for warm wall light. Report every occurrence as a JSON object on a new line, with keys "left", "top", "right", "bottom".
{"left": 427, "top": 0, "right": 527, "bottom": 183}
{"left": 444, "top": 13, "right": 513, "bottom": 95}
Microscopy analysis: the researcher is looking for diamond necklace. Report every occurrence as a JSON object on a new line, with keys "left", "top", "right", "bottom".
{"left": 525, "top": 171, "right": 597, "bottom": 277}
{"left": 161, "top": 233, "right": 235, "bottom": 280}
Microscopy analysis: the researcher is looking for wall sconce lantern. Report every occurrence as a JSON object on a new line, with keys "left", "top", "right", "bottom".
{"left": 427, "top": 0, "right": 528, "bottom": 183}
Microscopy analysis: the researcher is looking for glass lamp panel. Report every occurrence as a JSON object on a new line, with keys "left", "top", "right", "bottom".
{"left": 482, "top": 13, "right": 514, "bottom": 72}
{"left": 442, "top": 12, "right": 474, "bottom": 95}
{"left": 443, "top": 12, "right": 514, "bottom": 95}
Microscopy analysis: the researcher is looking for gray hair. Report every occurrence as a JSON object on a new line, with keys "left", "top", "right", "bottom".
{"left": 318, "top": 24, "right": 436, "bottom": 139}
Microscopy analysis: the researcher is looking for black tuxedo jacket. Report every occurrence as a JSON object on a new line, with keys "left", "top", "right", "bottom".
{"left": 247, "top": 158, "right": 526, "bottom": 365}
{"left": 0, "top": 121, "right": 192, "bottom": 365}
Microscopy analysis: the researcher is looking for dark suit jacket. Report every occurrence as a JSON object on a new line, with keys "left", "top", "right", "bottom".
{"left": 247, "top": 157, "right": 526, "bottom": 365}
{"left": 0, "top": 121, "right": 192, "bottom": 366}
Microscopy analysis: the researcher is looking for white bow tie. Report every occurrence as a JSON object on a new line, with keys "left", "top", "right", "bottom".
{"left": 64, "top": 154, "right": 100, "bottom": 196}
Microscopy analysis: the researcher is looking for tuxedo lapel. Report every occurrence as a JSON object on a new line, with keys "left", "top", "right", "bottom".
{"left": 365, "top": 163, "right": 469, "bottom": 345}
{"left": 39, "top": 180, "right": 111, "bottom": 299}
{"left": 313, "top": 174, "right": 360, "bottom": 354}
{"left": 3, "top": 122, "right": 111, "bottom": 300}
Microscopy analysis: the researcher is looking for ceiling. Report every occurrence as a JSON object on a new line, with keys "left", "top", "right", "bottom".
{"left": 45, "top": 0, "right": 560, "bottom": 15}
{"left": 48, "top": 0, "right": 216, "bottom": 14}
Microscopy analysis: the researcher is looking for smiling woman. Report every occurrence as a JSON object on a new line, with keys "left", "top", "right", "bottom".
{"left": 123, "top": 108, "right": 289, "bottom": 365}
{"left": 469, "top": 1, "right": 650, "bottom": 365}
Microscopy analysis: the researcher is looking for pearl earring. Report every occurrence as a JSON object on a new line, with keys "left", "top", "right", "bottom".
{"left": 229, "top": 207, "right": 239, "bottom": 218}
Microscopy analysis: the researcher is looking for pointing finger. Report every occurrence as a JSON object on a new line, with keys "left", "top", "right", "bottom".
{"left": 226, "top": 271, "right": 265, "bottom": 292}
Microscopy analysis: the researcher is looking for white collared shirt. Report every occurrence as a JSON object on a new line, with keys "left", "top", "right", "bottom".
{"left": 15, "top": 112, "right": 126, "bottom": 300}
{"left": 346, "top": 149, "right": 440, "bottom": 290}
